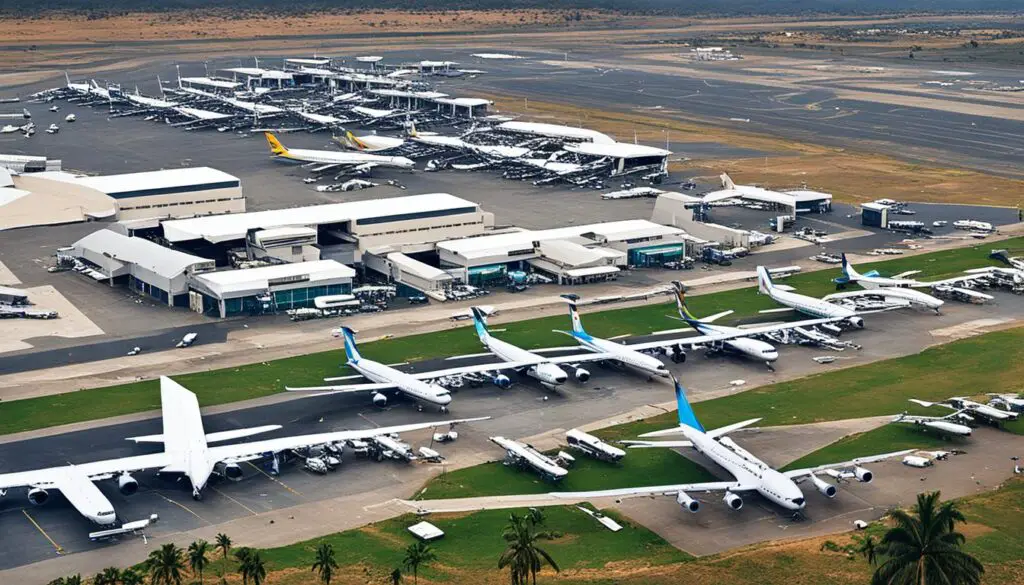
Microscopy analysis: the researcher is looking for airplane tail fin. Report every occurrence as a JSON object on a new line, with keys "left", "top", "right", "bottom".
{"left": 64, "top": 71, "right": 71, "bottom": 87}
{"left": 672, "top": 376, "right": 705, "bottom": 433}
{"left": 672, "top": 281, "right": 701, "bottom": 326}
{"left": 264, "top": 132, "right": 288, "bottom": 155}
{"left": 470, "top": 306, "right": 492, "bottom": 344}
{"left": 756, "top": 266, "right": 775, "bottom": 295}
{"left": 408, "top": 120, "right": 418, "bottom": 137}
{"left": 346, "top": 130, "right": 367, "bottom": 150}
{"left": 159, "top": 376, "right": 207, "bottom": 456}
{"left": 340, "top": 326, "right": 362, "bottom": 363}
{"left": 567, "top": 301, "right": 587, "bottom": 336}
{"left": 990, "top": 249, "right": 1012, "bottom": 266}
{"left": 720, "top": 173, "right": 735, "bottom": 190}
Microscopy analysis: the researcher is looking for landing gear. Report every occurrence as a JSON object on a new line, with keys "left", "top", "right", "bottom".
{"left": 766, "top": 362, "right": 776, "bottom": 372}
{"left": 417, "top": 404, "right": 424, "bottom": 412}
{"left": 440, "top": 406, "right": 449, "bottom": 414}
{"left": 192, "top": 490, "right": 203, "bottom": 502}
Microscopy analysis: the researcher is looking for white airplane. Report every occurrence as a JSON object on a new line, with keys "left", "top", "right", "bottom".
{"left": 891, "top": 410, "right": 973, "bottom": 437}
{"left": 264, "top": 132, "right": 414, "bottom": 172}
{"left": 758, "top": 266, "right": 864, "bottom": 327}
{"left": 836, "top": 254, "right": 968, "bottom": 311}
{"left": 285, "top": 326, "right": 560, "bottom": 410}
{"left": 469, "top": 307, "right": 622, "bottom": 389}
{"left": 551, "top": 377, "right": 912, "bottom": 514}
{"left": 551, "top": 300, "right": 670, "bottom": 378}
{"left": 409, "top": 123, "right": 530, "bottom": 160}
{"left": 988, "top": 393, "right": 1024, "bottom": 412}
{"left": 490, "top": 436, "right": 569, "bottom": 481}
{"left": 336, "top": 130, "right": 406, "bottom": 152}
{"left": 0, "top": 377, "right": 487, "bottom": 525}
{"left": 911, "top": 397, "right": 1019, "bottom": 425}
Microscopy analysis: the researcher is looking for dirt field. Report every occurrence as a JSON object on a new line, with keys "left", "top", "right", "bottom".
{"left": 487, "top": 96, "right": 1024, "bottom": 207}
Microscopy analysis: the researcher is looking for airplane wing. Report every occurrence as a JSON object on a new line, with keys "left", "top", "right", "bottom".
{"left": 285, "top": 382, "right": 397, "bottom": 394}
{"left": 782, "top": 449, "right": 914, "bottom": 481}
{"left": 0, "top": 453, "right": 173, "bottom": 491}
{"left": 548, "top": 481, "right": 750, "bottom": 500}
{"left": 919, "top": 273, "right": 992, "bottom": 287}
{"left": 206, "top": 417, "right": 489, "bottom": 463}
{"left": 909, "top": 399, "right": 957, "bottom": 411}
{"left": 624, "top": 319, "right": 842, "bottom": 351}
{"left": 620, "top": 440, "right": 694, "bottom": 448}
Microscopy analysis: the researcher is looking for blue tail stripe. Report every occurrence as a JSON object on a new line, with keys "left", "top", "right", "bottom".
{"left": 674, "top": 378, "right": 705, "bottom": 433}
{"left": 341, "top": 328, "right": 361, "bottom": 363}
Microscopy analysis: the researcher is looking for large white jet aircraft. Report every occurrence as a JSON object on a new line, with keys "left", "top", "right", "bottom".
{"left": 667, "top": 284, "right": 779, "bottom": 369}
{"left": 0, "top": 377, "right": 486, "bottom": 525}
{"left": 890, "top": 409, "right": 973, "bottom": 437}
{"left": 758, "top": 266, "right": 864, "bottom": 327}
{"left": 911, "top": 397, "right": 1019, "bottom": 425}
{"left": 552, "top": 377, "right": 911, "bottom": 514}
{"left": 553, "top": 300, "right": 670, "bottom": 378}
{"left": 264, "top": 132, "right": 414, "bottom": 172}
{"left": 286, "top": 327, "right": 553, "bottom": 411}
{"left": 835, "top": 254, "right": 949, "bottom": 311}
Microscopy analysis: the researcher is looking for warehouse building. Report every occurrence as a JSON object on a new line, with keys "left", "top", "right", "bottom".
{"left": 67, "top": 229, "right": 214, "bottom": 307}
{"left": 564, "top": 142, "right": 671, "bottom": 177}
{"left": 187, "top": 260, "right": 355, "bottom": 318}
{"left": 437, "top": 220, "right": 690, "bottom": 285}
{"left": 162, "top": 193, "right": 493, "bottom": 264}
{"left": 651, "top": 192, "right": 749, "bottom": 248}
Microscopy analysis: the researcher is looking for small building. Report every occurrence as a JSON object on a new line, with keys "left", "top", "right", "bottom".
{"left": 68, "top": 229, "right": 215, "bottom": 307}
{"left": 862, "top": 202, "right": 890, "bottom": 228}
{"left": 651, "top": 192, "right": 749, "bottom": 248}
{"left": 0, "top": 285, "right": 29, "bottom": 305}
{"left": 188, "top": 260, "right": 355, "bottom": 318}
{"left": 363, "top": 251, "right": 454, "bottom": 299}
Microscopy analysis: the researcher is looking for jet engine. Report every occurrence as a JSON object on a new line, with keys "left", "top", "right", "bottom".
{"left": 27, "top": 487, "right": 49, "bottom": 505}
{"left": 118, "top": 472, "right": 139, "bottom": 496}
{"left": 848, "top": 316, "right": 865, "bottom": 329}
{"left": 670, "top": 346, "right": 687, "bottom": 364}
{"left": 215, "top": 462, "right": 244, "bottom": 480}
{"left": 372, "top": 392, "right": 388, "bottom": 407}
{"left": 811, "top": 475, "right": 837, "bottom": 498}
{"left": 676, "top": 491, "right": 700, "bottom": 513}
{"left": 722, "top": 491, "right": 744, "bottom": 510}
{"left": 492, "top": 374, "right": 512, "bottom": 389}
{"left": 574, "top": 367, "right": 591, "bottom": 383}
{"left": 854, "top": 466, "right": 873, "bottom": 483}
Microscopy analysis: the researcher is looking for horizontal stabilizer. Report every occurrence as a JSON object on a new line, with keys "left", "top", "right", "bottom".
{"left": 705, "top": 418, "right": 762, "bottom": 439}
{"left": 770, "top": 284, "right": 795, "bottom": 292}
{"left": 892, "top": 270, "right": 921, "bottom": 279}
{"left": 700, "top": 310, "right": 734, "bottom": 323}
{"left": 323, "top": 374, "right": 363, "bottom": 382}
{"left": 758, "top": 308, "right": 794, "bottom": 315}
{"left": 444, "top": 352, "right": 495, "bottom": 361}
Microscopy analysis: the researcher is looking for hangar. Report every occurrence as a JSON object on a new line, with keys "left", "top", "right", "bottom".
{"left": 564, "top": 142, "right": 670, "bottom": 176}
{"left": 67, "top": 229, "right": 215, "bottom": 307}
{"left": 495, "top": 121, "right": 615, "bottom": 144}
{"left": 188, "top": 260, "right": 355, "bottom": 318}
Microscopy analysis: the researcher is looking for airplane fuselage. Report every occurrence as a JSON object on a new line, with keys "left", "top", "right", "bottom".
{"left": 768, "top": 287, "right": 862, "bottom": 326}
{"left": 275, "top": 148, "right": 415, "bottom": 169}
{"left": 350, "top": 359, "right": 452, "bottom": 407}
{"left": 689, "top": 322, "right": 779, "bottom": 363}
{"left": 484, "top": 337, "right": 567, "bottom": 388}
{"left": 575, "top": 334, "right": 669, "bottom": 377}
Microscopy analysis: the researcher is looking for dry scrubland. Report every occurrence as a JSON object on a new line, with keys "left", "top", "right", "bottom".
{"left": 488, "top": 96, "right": 1024, "bottom": 207}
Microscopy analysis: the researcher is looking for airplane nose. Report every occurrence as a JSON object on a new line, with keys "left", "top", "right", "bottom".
{"left": 766, "top": 352, "right": 779, "bottom": 362}
{"left": 439, "top": 394, "right": 452, "bottom": 405}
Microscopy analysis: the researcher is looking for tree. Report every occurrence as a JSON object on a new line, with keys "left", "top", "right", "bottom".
{"left": 390, "top": 567, "right": 403, "bottom": 585}
{"left": 871, "top": 491, "right": 984, "bottom": 585}
{"left": 853, "top": 533, "right": 878, "bottom": 566}
{"left": 239, "top": 550, "right": 267, "bottom": 585}
{"left": 147, "top": 543, "right": 186, "bottom": 585}
{"left": 47, "top": 576, "right": 82, "bottom": 585}
{"left": 234, "top": 548, "right": 253, "bottom": 585}
{"left": 215, "top": 533, "right": 232, "bottom": 561}
{"left": 526, "top": 508, "right": 546, "bottom": 528}
{"left": 188, "top": 540, "right": 211, "bottom": 584}
{"left": 92, "top": 567, "right": 121, "bottom": 585}
{"left": 119, "top": 568, "right": 144, "bottom": 585}
{"left": 402, "top": 541, "right": 437, "bottom": 585}
{"left": 311, "top": 542, "right": 339, "bottom": 585}
{"left": 499, "top": 513, "right": 560, "bottom": 585}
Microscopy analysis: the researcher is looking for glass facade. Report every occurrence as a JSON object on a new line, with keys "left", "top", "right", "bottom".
{"left": 628, "top": 244, "right": 684, "bottom": 267}
{"left": 210, "top": 283, "right": 352, "bottom": 317}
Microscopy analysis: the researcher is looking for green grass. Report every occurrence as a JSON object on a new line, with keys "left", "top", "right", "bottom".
{"left": 1, "top": 238, "right": 1018, "bottom": 436}
{"left": 779, "top": 424, "right": 968, "bottom": 471}
{"left": 418, "top": 447, "right": 715, "bottom": 500}
{"left": 254, "top": 506, "right": 689, "bottom": 581}
{"left": 959, "top": 478, "right": 1024, "bottom": 565}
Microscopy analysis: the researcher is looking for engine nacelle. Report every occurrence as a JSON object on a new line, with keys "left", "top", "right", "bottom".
{"left": 27, "top": 487, "right": 49, "bottom": 506}
{"left": 670, "top": 346, "right": 687, "bottom": 363}
{"left": 574, "top": 368, "right": 591, "bottom": 383}
{"left": 372, "top": 392, "right": 388, "bottom": 407}
{"left": 811, "top": 475, "right": 837, "bottom": 498}
{"left": 854, "top": 466, "right": 873, "bottom": 483}
{"left": 118, "top": 472, "right": 139, "bottom": 496}
{"left": 492, "top": 374, "right": 512, "bottom": 389}
{"left": 848, "top": 316, "right": 865, "bottom": 329}
{"left": 722, "top": 491, "right": 743, "bottom": 510}
{"left": 676, "top": 491, "right": 700, "bottom": 513}
{"left": 215, "top": 462, "right": 244, "bottom": 480}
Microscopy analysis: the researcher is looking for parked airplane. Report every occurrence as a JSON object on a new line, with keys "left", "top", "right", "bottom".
{"left": 835, "top": 254, "right": 968, "bottom": 311}
{"left": 337, "top": 130, "right": 406, "bottom": 152}
{"left": 758, "top": 266, "right": 864, "bottom": 327}
{"left": 911, "top": 397, "right": 1020, "bottom": 425}
{"left": 0, "top": 377, "right": 487, "bottom": 525}
{"left": 469, "top": 307, "right": 621, "bottom": 389}
{"left": 490, "top": 436, "right": 569, "bottom": 481}
{"left": 286, "top": 326, "right": 567, "bottom": 409}
{"left": 988, "top": 393, "right": 1024, "bottom": 413}
{"left": 551, "top": 377, "right": 912, "bottom": 514}
{"left": 264, "top": 132, "right": 415, "bottom": 172}
{"left": 551, "top": 300, "right": 670, "bottom": 378}
{"left": 891, "top": 410, "right": 973, "bottom": 437}
{"left": 668, "top": 284, "right": 779, "bottom": 369}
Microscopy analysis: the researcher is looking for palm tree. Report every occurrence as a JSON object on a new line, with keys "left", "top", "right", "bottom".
{"left": 390, "top": 567, "right": 403, "bottom": 585}
{"left": 239, "top": 550, "right": 267, "bottom": 585}
{"left": 311, "top": 542, "right": 339, "bottom": 585}
{"left": 499, "top": 513, "right": 560, "bottom": 585}
{"left": 872, "top": 491, "right": 985, "bottom": 585}
{"left": 402, "top": 541, "right": 437, "bottom": 585}
{"left": 47, "top": 576, "right": 82, "bottom": 585}
{"left": 215, "top": 533, "right": 232, "bottom": 561}
{"left": 147, "top": 543, "right": 186, "bottom": 585}
{"left": 92, "top": 567, "right": 121, "bottom": 585}
{"left": 188, "top": 540, "right": 211, "bottom": 584}
{"left": 854, "top": 533, "right": 878, "bottom": 566}
{"left": 119, "top": 568, "right": 144, "bottom": 585}
{"left": 526, "top": 508, "right": 546, "bottom": 528}
{"left": 234, "top": 548, "right": 253, "bottom": 585}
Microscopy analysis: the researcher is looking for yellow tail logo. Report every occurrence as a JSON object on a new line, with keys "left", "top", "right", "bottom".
{"left": 346, "top": 131, "right": 367, "bottom": 150}
{"left": 264, "top": 132, "right": 287, "bottom": 155}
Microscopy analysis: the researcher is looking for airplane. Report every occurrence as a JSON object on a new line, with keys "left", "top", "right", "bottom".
{"left": 911, "top": 397, "right": 1020, "bottom": 425}
{"left": 468, "top": 306, "right": 624, "bottom": 390}
{"left": 890, "top": 409, "right": 973, "bottom": 437}
{"left": 988, "top": 393, "right": 1024, "bottom": 413}
{"left": 490, "top": 436, "right": 569, "bottom": 481}
{"left": 0, "top": 377, "right": 487, "bottom": 525}
{"left": 666, "top": 284, "right": 779, "bottom": 369}
{"left": 263, "top": 132, "right": 415, "bottom": 172}
{"left": 336, "top": 130, "right": 406, "bottom": 152}
{"left": 758, "top": 266, "right": 864, "bottom": 327}
{"left": 990, "top": 249, "right": 1024, "bottom": 271}
{"left": 550, "top": 376, "right": 912, "bottom": 515}
{"left": 834, "top": 254, "right": 968, "bottom": 311}
{"left": 285, "top": 326, "right": 564, "bottom": 410}
{"left": 551, "top": 299, "right": 670, "bottom": 378}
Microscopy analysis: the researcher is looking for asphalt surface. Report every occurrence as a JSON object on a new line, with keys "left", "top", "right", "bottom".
{"left": 0, "top": 293, "right": 1020, "bottom": 570}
